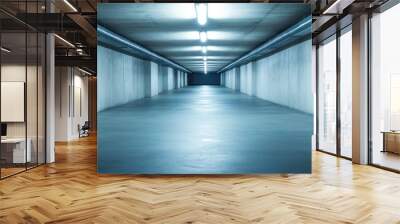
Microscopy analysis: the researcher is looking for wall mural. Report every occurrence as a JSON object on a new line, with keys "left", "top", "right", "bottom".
{"left": 97, "top": 3, "right": 313, "bottom": 174}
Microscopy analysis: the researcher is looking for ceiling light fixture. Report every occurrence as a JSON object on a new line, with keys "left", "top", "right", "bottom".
{"left": 54, "top": 34, "right": 75, "bottom": 48}
{"left": 199, "top": 31, "right": 207, "bottom": 43}
{"left": 195, "top": 3, "right": 208, "bottom": 26}
{"left": 1, "top": 47, "right": 11, "bottom": 53}
{"left": 76, "top": 48, "right": 84, "bottom": 55}
{"left": 203, "top": 56, "right": 207, "bottom": 61}
{"left": 78, "top": 67, "right": 92, "bottom": 76}
{"left": 201, "top": 46, "right": 207, "bottom": 54}
{"left": 63, "top": 0, "right": 78, "bottom": 12}
{"left": 204, "top": 61, "right": 207, "bottom": 74}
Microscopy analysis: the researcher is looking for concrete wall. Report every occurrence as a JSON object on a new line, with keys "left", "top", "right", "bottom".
{"left": 223, "top": 67, "right": 240, "bottom": 90}
{"left": 157, "top": 65, "right": 166, "bottom": 93}
{"left": 98, "top": 45, "right": 187, "bottom": 111}
{"left": 178, "top": 71, "right": 186, "bottom": 88}
{"left": 221, "top": 40, "right": 313, "bottom": 114}
{"left": 98, "top": 46, "right": 147, "bottom": 111}
{"left": 239, "top": 63, "right": 256, "bottom": 96}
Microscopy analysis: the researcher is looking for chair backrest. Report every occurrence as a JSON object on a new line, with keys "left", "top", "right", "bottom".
{"left": 82, "top": 121, "right": 90, "bottom": 129}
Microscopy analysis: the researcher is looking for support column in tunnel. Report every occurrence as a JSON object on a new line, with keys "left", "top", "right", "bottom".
{"left": 180, "top": 72, "right": 183, "bottom": 87}
{"left": 240, "top": 65, "right": 247, "bottom": 93}
{"left": 184, "top": 72, "right": 188, "bottom": 86}
{"left": 239, "top": 62, "right": 256, "bottom": 95}
{"left": 157, "top": 65, "right": 165, "bottom": 93}
{"left": 180, "top": 72, "right": 185, "bottom": 88}
{"left": 221, "top": 68, "right": 238, "bottom": 90}
{"left": 173, "top": 70, "right": 178, "bottom": 89}
{"left": 167, "top": 68, "right": 174, "bottom": 90}
{"left": 176, "top": 71, "right": 181, "bottom": 89}
{"left": 145, "top": 62, "right": 159, "bottom": 97}
{"left": 235, "top": 67, "right": 241, "bottom": 91}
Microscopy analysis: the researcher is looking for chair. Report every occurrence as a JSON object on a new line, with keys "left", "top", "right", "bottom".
{"left": 78, "top": 121, "right": 90, "bottom": 138}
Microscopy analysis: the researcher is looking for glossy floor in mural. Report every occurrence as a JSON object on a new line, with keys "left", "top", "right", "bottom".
{"left": 98, "top": 86, "right": 313, "bottom": 174}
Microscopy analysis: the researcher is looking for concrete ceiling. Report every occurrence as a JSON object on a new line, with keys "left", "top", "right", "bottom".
{"left": 98, "top": 3, "right": 310, "bottom": 73}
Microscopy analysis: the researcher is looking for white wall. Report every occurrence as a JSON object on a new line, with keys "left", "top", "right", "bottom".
{"left": 98, "top": 45, "right": 187, "bottom": 112}
{"left": 73, "top": 74, "right": 89, "bottom": 138}
{"left": 54, "top": 67, "right": 89, "bottom": 141}
{"left": 1, "top": 63, "right": 46, "bottom": 163}
{"left": 54, "top": 67, "right": 69, "bottom": 141}
{"left": 1, "top": 65, "right": 39, "bottom": 136}
{"left": 221, "top": 40, "right": 313, "bottom": 114}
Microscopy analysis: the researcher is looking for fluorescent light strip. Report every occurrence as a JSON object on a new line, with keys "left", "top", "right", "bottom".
{"left": 78, "top": 67, "right": 92, "bottom": 76}
{"left": 63, "top": 0, "right": 78, "bottom": 12}
{"left": 201, "top": 46, "right": 207, "bottom": 54}
{"left": 199, "top": 31, "right": 207, "bottom": 43}
{"left": 203, "top": 56, "right": 207, "bottom": 61}
{"left": 54, "top": 34, "right": 75, "bottom": 48}
{"left": 1, "top": 47, "right": 11, "bottom": 53}
{"left": 204, "top": 61, "right": 207, "bottom": 74}
{"left": 195, "top": 3, "right": 207, "bottom": 26}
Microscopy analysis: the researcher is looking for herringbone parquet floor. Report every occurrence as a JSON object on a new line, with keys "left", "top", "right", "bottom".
{"left": 1, "top": 135, "right": 400, "bottom": 224}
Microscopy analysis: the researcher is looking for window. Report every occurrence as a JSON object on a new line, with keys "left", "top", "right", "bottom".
{"left": 370, "top": 3, "right": 400, "bottom": 171}
{"left": 339, "top": 27, "right": 352, "bottom": 158}
{"left": 317, "top": 35, "right": 337, "bottom": 154}
{"left": 0, "top": 2, "right": 46, "bottom": 179}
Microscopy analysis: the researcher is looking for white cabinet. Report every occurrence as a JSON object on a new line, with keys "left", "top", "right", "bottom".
{"left": 1, "top": 138, "right": 32, "bottom": 163}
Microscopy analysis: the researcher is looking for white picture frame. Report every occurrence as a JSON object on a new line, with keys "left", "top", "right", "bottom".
{"left": 1, "top": 81, "right": 25, "bottom": 122}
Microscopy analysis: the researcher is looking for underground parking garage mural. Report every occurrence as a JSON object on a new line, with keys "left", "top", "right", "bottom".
{"left": 97, "top": 3, "right": 313, "bottom": 174}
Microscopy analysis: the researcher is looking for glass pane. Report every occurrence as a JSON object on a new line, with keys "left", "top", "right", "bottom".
{"left": 318, "top": 36, "right": 337, "bottom": 154}
{"left": 371, "top": 3, "right": 400, "bottom": 171}
{"left": 0, "top": 1, "right": 46, "bottom": 178}
{"left": 1, "top": 30, "right": 27, "bottom": 177}
{"left": 26, "top": 0, "right": 40, "bottom": 169}
{"left": 340, "top": 29, "right": 352, "bottom": 158}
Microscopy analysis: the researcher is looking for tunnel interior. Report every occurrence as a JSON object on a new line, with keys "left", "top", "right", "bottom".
{"left": 97, "top": 3, "right": 313, "bottom": 174}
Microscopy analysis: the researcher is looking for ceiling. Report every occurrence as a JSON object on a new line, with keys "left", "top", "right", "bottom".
{"left": 98, "top": 3, "right": 310, "bottom": 73}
